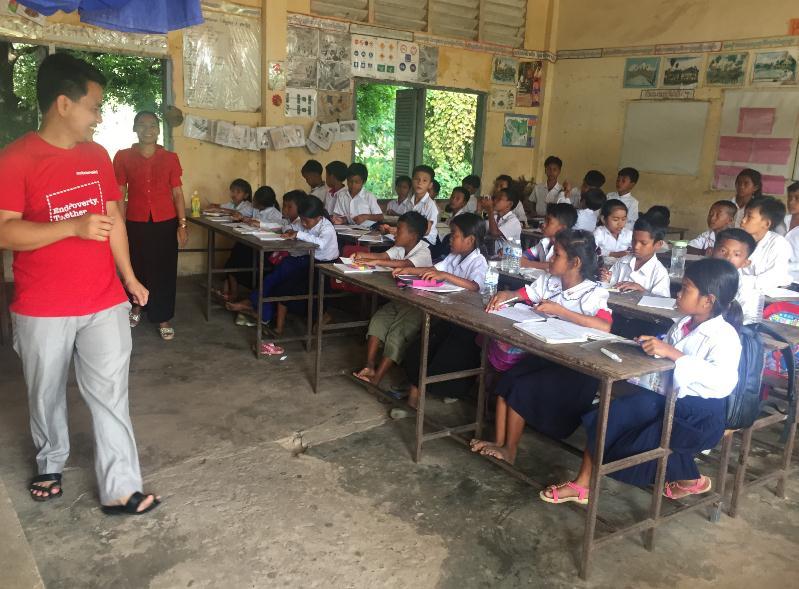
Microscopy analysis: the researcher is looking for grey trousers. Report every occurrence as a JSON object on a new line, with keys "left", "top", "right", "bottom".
{"left": 12, "top": 302, "right": 143, "bottom": 504}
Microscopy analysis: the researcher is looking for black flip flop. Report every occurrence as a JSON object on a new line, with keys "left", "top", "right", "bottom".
{"left": 29, "top": 473, "right": 63, "bottom": 502}
{"left": 101, "top": 492, "right": 161, "bottom": 516}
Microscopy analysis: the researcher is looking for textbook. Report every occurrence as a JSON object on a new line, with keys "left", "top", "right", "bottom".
{"left": 513, "top": 319, "right": 617, "bottom": 344}
{"left": 490, "top": 303, "right": 546, "bottom": 323}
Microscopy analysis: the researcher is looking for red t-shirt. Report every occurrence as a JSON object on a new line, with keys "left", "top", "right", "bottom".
{"left": 113, "top": 145, "right": 183, "bottom": 222}
{"left": 0, "top": 133, "right": 127, "bottom": 317}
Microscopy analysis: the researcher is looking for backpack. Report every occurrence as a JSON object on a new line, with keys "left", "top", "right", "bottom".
{"left": 725, "top": 324, "right": 765, "bottom": 430}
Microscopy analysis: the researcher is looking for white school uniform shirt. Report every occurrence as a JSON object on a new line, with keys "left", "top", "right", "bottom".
{"left": 606, "top": 191, "right": 638, "bottom": 230}
{"left": 574, "top": 209, "right": 599, "bottom": 232}
{"left": 309, "top": 184, "right": 328, "bottom": 201}
{"left": 664, "top": 315, "right": 741, "bottom": 400}
{"left": 446, "top": 207, "right": 468, "bottom": 225}
{"left": 610, "top": 254, "right": 671, "bottom": 298}
{"left": 330, "top": 186, "right": 352, "bottom": 220}
{"left": 464, "top": 193, "right": 479, "bottom": 213}
{"left": 348, "top": 189, "right": 382, "bottom": 228}
{"left": 532, "top": 182, "right": 562, "bottom": 216}
{"left": 281, "top": 216, "right": 302, "bottom": 232}
{"left": 783, "top": 213, "right": 799, "bottom": 284}
{"left": 385, "top": 240, "right": 432, "bottom": 268}
{"left": 386, "top": 197, "right": 410, "bottom": 215}
{"left": 688, "top": 229, "right": 716, "bottom": 251}
{"left": 734, "top": 203, "right": 746, "bottom": 228}
{"left": 411, "top": 193, "right": 440, "bottom": 243}
{"left": 489, "top": 210, "right": 522, "bottom": 242}
{"left": 556, "top": 187, "right": 581, "bottom": 207}
{"left": 524, "top": 236, "right": 554, "bottom": 263}
{"left": 741, "top": 230, "right": 792, "bottom": 289}
{"left": 434, "top": 248, "right": 488, "bottom": 289}
{"left": 512, "top": 200, "right": 527, "bottom": 225}
{"left": 295, "top": 217, "right": 339, "bottom": 261}
{"left": 594, "top": 225, "right": 633, "bottom": 256}
{"left": 736, "top": 271, "right": 760, "bottom": 325}
{"left": 520, "top": 275, "right": 612, "bottom": 320}
{"left": 253, "top": 206, "right": 283, "bottom": 228}
{"left": 222, "top": 200, "right": 254, "bottom": 217}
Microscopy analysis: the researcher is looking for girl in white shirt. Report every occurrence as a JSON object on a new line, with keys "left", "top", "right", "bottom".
{"left": 208, "top": 177, "right": 253, "bottom": 218}
{"left": 594, "top": 199, "right": 632, "bottom": 257}
{"left": 393, "top": 213, "right": 489, "bottom": 414}
{"left": 215, "top": 179, "right": 254, "bottom": 301}
{"left": 245, "top": 185, "right": 283, "bottom": 228}
{"left": 539, "top": 258, "right": 742, "bottom": 505}
{"left": 471, "top": 229, "right": 613, "bottom": 464}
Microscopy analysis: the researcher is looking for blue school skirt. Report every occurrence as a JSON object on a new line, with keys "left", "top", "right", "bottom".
{"left": 495, "top": 356, "right": 599, "bottom": 439}
{"left": 249, "top": 255, "right": 310, "bottom": 322}
{"left": 582, "top": 389, "right": 726, "bottom": 486}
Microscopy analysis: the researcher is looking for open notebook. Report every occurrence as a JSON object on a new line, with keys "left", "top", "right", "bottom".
{"left": 490, "top": 303, "right": 546, "bottom": 323}
{"left": 513, "top": 318, "right": 618, "bottom": 344}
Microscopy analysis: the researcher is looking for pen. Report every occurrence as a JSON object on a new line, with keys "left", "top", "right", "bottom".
{"left": 600, "top": 347, "right": 622, "bottom": 363}
{"left": 500, "top": 296, "right": 520, "bottom": 306}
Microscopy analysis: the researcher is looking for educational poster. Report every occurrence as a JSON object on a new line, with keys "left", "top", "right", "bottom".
{"left": 418, "top": 45, "right": 439, "bottom": 85}
{"left": 286, "top": 58, "right": 317, "bottom": 89}
{"left": 287, "top": 25, "right": 319, "bottom": 59}
{"left": 268, "top": 62, "right": 286, "bottom": 91}
{"left": 488, "top": 87, "right": 516, "bottom": 112}
{"left": 183, "top": 11, "right": 261, "bottom": 112}
{"left": 269, "top": 126, "right": 305, "bottom": 150}
{"left": 751, "top": 50, "right": 798, "bottom": 86}
{"left": 502, "top": 114, "right": 536, "bottom": 148}
{"left": 307, "top": 121, "right": 335, "bottom": 151}
{"left": 491, "top": 56, "right": 518, "bottom": 85}
{"left": 317, "top": 91, "right": 353, "bottom": 123}
{"left": 713, "top": 90, "right": 799, "bottom": 194}
{"left": 350, "top": 35, "right": 419, "bottom": 82}
{"left": 705, "top": 53, "right": 748, "bottom": 87}
{"left": 319, "top": 31, "right": 349, "bottom": 62}
{"left": 338, "top": 120, "right": 358, "bottom": 141}
{"left": 183, "top": 115, "right": 212, "bottom": 141}
{"left": 515, "top": 60, "right": 543, "bottom": 107}
{"left": 285, "top": 88, "right": 317, "bottom": 118}
{"left": 661, "top": 55, "right": 702, "bottom": 88}
{"left": 318, "top": 61, "right": 351, "bottom": 92}
{"left": 622, "top": 57, "right": 660, "bottom": 88}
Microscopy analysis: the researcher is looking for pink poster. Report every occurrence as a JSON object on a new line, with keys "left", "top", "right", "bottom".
{"left": 749, "top": 137, "right": 793, "bottom": 165}
{"left": 717, "top": 136, "right": 752, "bottom": 162}
{"left": 737, "top": 107, "right": 776, "bottom": 135}
{"left": 761, "top": 174, "right": 787, "bottom": 195}
{"left": 713, "top": 165, "right": 742, "bottom": 191}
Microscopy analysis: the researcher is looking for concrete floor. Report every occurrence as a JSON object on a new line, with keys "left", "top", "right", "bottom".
{"left": 1, "top": 279, "right": 798, "bottom": 588}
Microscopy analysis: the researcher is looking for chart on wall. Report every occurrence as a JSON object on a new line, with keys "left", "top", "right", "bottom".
{"left": 350, "top": 34, "right": 419, "bottom": 82}
{"left": 713, "top": 89, "right": 799, "bottom": 194}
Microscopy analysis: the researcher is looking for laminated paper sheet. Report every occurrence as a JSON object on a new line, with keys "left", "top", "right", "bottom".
{"left": 738, "top": 107, "right": 776, "bottom": 134}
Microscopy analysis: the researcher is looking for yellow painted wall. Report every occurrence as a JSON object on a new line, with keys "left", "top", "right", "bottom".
{"left": 542, "top": 0, "right": 798, "bottom": 236}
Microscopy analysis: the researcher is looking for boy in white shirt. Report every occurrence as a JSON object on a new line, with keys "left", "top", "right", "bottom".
{"left": 446, "top": 186, "right": 469, "bottom": 224}
{"left": 739, "top": 196, "right": 792, "bottom": 289}
{"left": 557, "top": 169, "right": 605, "bottom": 207}
{"left": 713, "top": 228, "right": 759, "bottom": 323}
{"left": 484, "top": 185, "right": 522, "bottom": 248}
{"left": 687, "top": 200, "right": 736, "bottom": 256}
{"left": 494, "top": 173, "right": 527, "bottom": 225}
{"left": 606, "top": 167, "right": 639, "bottom": 230}
{"left": 522, "top": 203, "right": 577, "bottom": 270}
{"left": 574, "top": 187, "right": 605, "bottom": 232}
{"left": 530, "top": 155, "right": 563, "bottom": 217}
{"left": 386, "top": 175, "right": 412, "bottom": 215}
{"left": 353, "top": 211, "right": 433, "bottom": 387}
{"left": 323, "top": 160, "right": 348, "bottom": 216}
{"left": 600, "top": 216, "right": 670, "bottom": 297}
{"left": 594, "top": 198, "right": 633, "bottom": 257}
{"left": 383, "top": 165, "right": 439, "bottom": 247}
{"left": 462, "top": 174, "right": 481, "bottom": 214}
{"left": 342, "top": 162, "right": 383, "bottom": 228}
{"left": 301, "top": 159, "right": 327, "bottom": 201}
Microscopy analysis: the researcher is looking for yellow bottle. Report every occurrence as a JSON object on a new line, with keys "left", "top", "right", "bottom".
{"left": 191, "top": 190, "right": 201, "bottom": 217}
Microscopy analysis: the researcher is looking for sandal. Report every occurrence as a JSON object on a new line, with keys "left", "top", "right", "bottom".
{"left": 29, "top": 473, "right": 63, "bottom": 502}
{"left": 159, "top": 327, "right": 175, "bottom": 341}
{"left": 257, "top": 342, "right": 285, "bottom": 356}
{"left": 101, "top": 491, "right": 161, "bottom": 516}
{"left": 539, "top": 481, "right": 589, "bottom": 505}
{"left": 129, "top": 311, "right": 141, "bottom": 328}
{"left": 664, "top": 475, "right": 711, "bottom": 500}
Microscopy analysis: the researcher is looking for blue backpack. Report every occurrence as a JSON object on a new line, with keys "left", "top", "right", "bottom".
{"left": 725, "top": 325, "right": 764, "bottom": 430}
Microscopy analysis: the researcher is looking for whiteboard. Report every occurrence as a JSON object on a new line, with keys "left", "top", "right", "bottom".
{"left": 620, "top": 101, "right": 709, "bottom": 175}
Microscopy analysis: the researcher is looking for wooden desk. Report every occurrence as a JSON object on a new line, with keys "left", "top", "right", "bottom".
{"left": 335, "top": 227, "right": 394, "bottom": 253}
{"left": 188, "top": 216, "right": 318, "bottom": 356}
{"left": 314, "top": 266, "right": 675, "bottom": 579}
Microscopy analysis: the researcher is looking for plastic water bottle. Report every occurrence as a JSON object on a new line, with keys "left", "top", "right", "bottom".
{"left": 669, "top": 240, "right": 688, "bottom": 278}
{"left": 191, "top": 190, "right": 202, "bottom": 217}
{"left": 508, "top": 238, "right": 522, "bottom": 274}
{"left": 482, "top": 261, "right": 499, "bottom": 303}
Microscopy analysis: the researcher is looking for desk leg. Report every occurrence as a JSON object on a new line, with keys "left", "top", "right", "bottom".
{"left": 205, "top": 229, "right": 214, "bottom": 321}
{"left": 644, "top": 385, "right": 677, "bottom": 551}
{"left": 255, "top": 249, "right": 265, "bottom": 360}
{"left": 475, "top": 337, "right": 488, "bottom": 439}
{"left": 306, "top": 253, "right": 315, "bottom": 353}
{"left": 581, "top": 378, "right": 612, "bottom": 580}
{"left": 777, "top": 365, "right": 799, "bottom": 498}
{"left": 414, "top": 312, "right": 431, "bottom": 463}
{"left": 313, "top": 269, "right": 325, "bottom": 394}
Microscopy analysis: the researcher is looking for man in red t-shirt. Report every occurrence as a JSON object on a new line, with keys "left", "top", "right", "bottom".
{"left": 0, "top": 54, "right": 159, "bottom": 515}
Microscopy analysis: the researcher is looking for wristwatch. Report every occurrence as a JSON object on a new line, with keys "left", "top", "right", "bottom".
{"left": 179, "top": 218, "right": 187, "bottom": 229}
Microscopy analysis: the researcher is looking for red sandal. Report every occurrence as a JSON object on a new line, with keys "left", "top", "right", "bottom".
{"left": 539, "top": 481, "right": 589, "bottom": 505}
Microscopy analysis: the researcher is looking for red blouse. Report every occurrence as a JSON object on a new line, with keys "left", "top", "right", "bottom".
{"left": 113, "top": 145, "right": 183, "bottom": 222}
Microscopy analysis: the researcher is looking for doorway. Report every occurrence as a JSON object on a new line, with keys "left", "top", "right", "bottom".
{"left": 354, "top": 81, "right": 484, "bottom": 199}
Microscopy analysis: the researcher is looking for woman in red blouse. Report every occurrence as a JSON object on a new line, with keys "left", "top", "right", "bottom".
{"left": 114, "top": 111, "right": 186, "bottom": 340}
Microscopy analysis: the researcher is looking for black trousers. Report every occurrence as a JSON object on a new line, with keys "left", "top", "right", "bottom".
{"left": 126, "top": 218, "right": 178, "bottom": 323}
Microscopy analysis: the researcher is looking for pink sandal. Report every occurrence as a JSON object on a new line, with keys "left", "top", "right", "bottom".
{"left": 664, "top": 475, "right": 711, "bottom": 499}
{"left": 539, "top": 481, "right": 589, "bottom": 505}
{"left": 257, "top": 342, "right": 285, "bottom": 356}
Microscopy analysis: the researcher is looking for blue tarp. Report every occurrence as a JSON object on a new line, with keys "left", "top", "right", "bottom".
{"left": 19, "top": 0, "right": 203, "bottom": 33}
